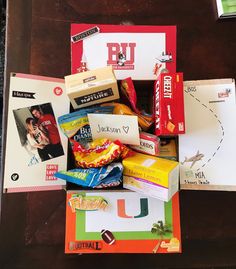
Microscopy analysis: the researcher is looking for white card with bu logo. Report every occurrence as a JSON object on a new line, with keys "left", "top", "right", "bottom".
{"left": 88, "top": 114, "right": 140, "bottom": 145}
{"left": 71, "top": 24, "right": 176, "bottom": 80}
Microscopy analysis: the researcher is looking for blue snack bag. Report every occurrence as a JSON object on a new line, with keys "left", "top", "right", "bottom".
{"left": 54, "top": 162, "right": 123, "bottom": 188}
{"left": 58, "top": 106, "right": 113, "bottom": 145}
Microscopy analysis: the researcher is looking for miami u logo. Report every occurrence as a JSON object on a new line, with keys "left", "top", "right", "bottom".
{"left": 117, "top": 198, "right": 149, "bottom": 218}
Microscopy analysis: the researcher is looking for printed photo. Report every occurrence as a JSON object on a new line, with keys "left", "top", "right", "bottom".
{"left": 13, "top": 102, "right": 64, "bottom": 166}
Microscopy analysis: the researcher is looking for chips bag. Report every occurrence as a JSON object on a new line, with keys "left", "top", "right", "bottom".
{"left": 54, "top": 162, "right": 123, "bottom": 188}
{"left": 58, "top": 106, "right": 113, "bottom": 146}
{"left": 72, "top": 138, "right": 132, "bottom": 168}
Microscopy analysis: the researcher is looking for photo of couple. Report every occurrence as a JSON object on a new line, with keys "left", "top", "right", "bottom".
{"left": 13, "top": 102, "right": 64, "bottom": 165}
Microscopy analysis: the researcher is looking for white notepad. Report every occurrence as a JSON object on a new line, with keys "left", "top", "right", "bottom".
{"left": 179, "top": 79, "right": 236, "bottom": 190}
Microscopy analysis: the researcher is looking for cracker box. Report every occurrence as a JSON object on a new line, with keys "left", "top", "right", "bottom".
{"left": 154, "top": 73, "right": 185, "bottom": 136}
{"left": 122, "top": 152, "right": 179, "bottom": 202}
{"left": 65, "top": 66, "right": 119, "bottom": 109}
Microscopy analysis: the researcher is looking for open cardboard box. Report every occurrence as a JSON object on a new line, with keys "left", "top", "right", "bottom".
{"left": 63, "top": 23, "right": 181, "bottom": 254}
{"left": 64, "top": 75, "right": 181, "bottom": 253}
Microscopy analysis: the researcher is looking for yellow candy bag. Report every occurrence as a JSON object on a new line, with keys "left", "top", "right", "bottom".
{"left": 72, "top": 138, "right": 133, "bottom": 168}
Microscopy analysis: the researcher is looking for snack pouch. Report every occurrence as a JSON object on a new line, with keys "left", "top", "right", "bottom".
{"left": 54, "top": 162, "right": 123, "bottom": 188}
{"left": 58, "top": 106, "right": 113, "bottom": 145}
{"left": 120, "top": 77, "right": 139, "bottom": 113}
{"left": 72, "top": 138, "right": 132, "bottom": 168}
{"left": 120, "top": 77, "right": 154, "bottom": 128}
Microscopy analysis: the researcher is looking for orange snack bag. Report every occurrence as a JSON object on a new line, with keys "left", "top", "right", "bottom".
{"left": 72, "top": 138, "right": 132, "bottom": 168}
{"left": 102, "top": 102, "right": 153, "bottom": 131}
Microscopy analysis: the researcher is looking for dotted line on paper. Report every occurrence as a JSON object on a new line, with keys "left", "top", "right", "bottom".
{"left": 185, "top": 90, "right": 224, "bottom": 171}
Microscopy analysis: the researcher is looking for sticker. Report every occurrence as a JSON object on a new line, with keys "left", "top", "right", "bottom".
{"left": 117, "top": 51, "right": 126, "bottom": 66}
{"left": 45, "top": 164, "right": 58, "bottom": 181}
{"left": 11, "top": 173, "right": 19, "bottom": 181}
{"left": 157, "top": 52, "right": 173, "bottom": 63}
{"left": 12, "top": 91, "right": 35, "bottom": 99}
{"left": 185, "top": 170, "right": 194, "bottom": 178}
{"left": 68, "top": 195, "right": 108, "bottom": 212}
{"left": 218, "top": 88, "right": 231, "bottom": 98}
{"left": 160, "top": 237, "right": 180, "bottom": 252}
{"left": 69, "top": 241, "right": 102, "bottom": 251}
{"left": 101, "top": 229, "right": 115, "bottom": 245}
{"left": 71, "top": 26, "right": 100, "bottom": 43}
{"left": 53, "top": 87, "right": 63, "bottom": 96}
{"left": 142, "top": 159, "right": 156, "bottom": 167}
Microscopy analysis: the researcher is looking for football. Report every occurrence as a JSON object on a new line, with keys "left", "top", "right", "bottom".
{"left": 101, "top": 229, "right": 115, "bottom": 245}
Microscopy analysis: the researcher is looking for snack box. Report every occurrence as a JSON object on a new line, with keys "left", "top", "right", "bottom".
{"left": 130, "top": 132, "right": 160, "bottom": 156}
{"left": 122, "top": 152, "right": 179, "bottom": 202}
{"left": 158, "top": 138, "right": 177, "bottom": 161}
{"left": 65, "top": 66, "right": 119, "bottom": 109}
{"left": 154, "top": 73, "right": 185, "bottom": 136}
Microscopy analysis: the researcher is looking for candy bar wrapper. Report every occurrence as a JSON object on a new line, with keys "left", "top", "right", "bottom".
{"left": 58, "top": 106, "right": 113, "bottom": 146}
{"left": 72, "top": 138, "right": 133, "bottom": 168}
{"left": 130, "top": 132, "right": 160, "bottom": 156}
{"left": 154, "top": 73, "right": 185, "bottom": 135}
{"left": 54, "top": 162, "right": 123, "bottom": 188}
{"left": 120, "top": 78, "right": 154, "bottom": 129}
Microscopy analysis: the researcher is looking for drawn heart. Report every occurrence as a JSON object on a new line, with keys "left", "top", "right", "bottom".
{"left": 122, "top": 126, "right": 129, "bottom": 134}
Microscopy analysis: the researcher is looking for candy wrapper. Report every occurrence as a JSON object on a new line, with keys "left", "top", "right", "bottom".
{"left": 54, "top": 162, "right": 123, "bottom": 188}
{"left": 120, "top": 77, "right": 154, "bottom": 129}
{"left": 101, "top": 102, "right": 153, "bottom": 131}
{"left": 72, "top": 138, "right": 132, "bottom": 168}
{"left": 120, "top": 77, "right": 139, "bottom": 114}
{"left": 58, "top": 106, "right": 113, "bottom": 146}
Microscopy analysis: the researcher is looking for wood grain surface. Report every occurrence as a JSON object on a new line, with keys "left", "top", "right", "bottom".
{"left": 1, "top": 0, "right": 236, "bottom": 268}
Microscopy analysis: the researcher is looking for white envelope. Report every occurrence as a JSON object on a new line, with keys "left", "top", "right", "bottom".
{"left": 88, "top": 114, "right": 140, "bottom": 145}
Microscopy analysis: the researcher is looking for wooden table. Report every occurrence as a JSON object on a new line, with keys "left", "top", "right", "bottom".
{"left": 1, "top": 0, "right": 236, "bottom": 268}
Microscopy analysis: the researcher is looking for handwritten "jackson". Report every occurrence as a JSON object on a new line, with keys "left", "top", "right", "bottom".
{"left": 97, "top": 124, "right": 121, "bottom": 134}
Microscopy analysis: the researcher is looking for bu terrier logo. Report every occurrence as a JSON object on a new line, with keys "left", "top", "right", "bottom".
{"left": 107, "top": 42, "right": 136, "bottom": 70}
